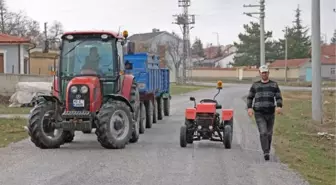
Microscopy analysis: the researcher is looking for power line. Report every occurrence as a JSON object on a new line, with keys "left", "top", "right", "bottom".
{"left": 173, "top": 0, "right": 195, "bottom": 84}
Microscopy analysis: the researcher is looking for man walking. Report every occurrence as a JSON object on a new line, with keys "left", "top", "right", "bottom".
{"left": 246, "top": 65, "right": 283, "bottom": 161}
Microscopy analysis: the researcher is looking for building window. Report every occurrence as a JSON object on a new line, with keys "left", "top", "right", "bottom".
{"left": 331, "top": 68, "right": 335, "bottom": 75}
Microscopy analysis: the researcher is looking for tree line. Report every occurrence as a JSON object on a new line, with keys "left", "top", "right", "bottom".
{"left": 191, "top": 6, "right": 336, "bottom": 67}
{"left": 0, "top": 0, "right": 64, "bottom": 50}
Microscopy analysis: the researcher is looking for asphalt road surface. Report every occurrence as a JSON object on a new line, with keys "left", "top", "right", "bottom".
{"left": 0, "top": 85, "right": 309, "bottom": 185}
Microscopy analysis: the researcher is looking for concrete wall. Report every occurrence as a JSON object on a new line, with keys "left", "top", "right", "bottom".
{"left": 0, "top": 74, "right": 52, "bottom": 96}
{"left": 190, "top": 67, "right": 300, "bottom": 81}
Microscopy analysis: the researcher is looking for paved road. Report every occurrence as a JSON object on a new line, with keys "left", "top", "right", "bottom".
{"left": 0, "top": 86, "right": 309, "bottom": 185}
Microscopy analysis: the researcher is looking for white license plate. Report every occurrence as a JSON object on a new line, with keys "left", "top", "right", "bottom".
{"left": 73, "top": 99, "right": 85, "bottom": 107}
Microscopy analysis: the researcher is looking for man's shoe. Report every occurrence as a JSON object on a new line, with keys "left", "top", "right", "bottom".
{"left": 264, "top": 153, "right": 270, "bottom": 161}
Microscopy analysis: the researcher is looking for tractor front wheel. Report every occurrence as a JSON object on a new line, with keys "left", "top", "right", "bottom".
{"left": 96, "top": 100, "right": 133, "bottom": 149}
{"left": 64, "top": 131, "right": 75, "bottom": 143}
{"left": 28, "top": 102, "right": 67, "bottom": 149}
{"left": 180, "top": 125, "right": 187, "bottom": 147}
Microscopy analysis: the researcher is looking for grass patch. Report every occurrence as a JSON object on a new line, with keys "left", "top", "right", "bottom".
{"left": 0, "top": 118, "right": 28, "bottom": 148}
{"left": 0, "top": 104, "right": 31, "bottom": 114}
{"left": 274, "top": 90, "right": 335, "bottom": 185}
{"left": 170, "top": 84, "right": 211, "bottom": 95}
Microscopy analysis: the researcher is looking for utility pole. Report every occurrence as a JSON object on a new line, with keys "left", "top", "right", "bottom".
{"left": 213, "top": 32, "right": 220, "bottom": 46}
{"left": 311, "top": 0, "right": 322, "bottom": 123}
{"left": 243, "top": 0, "right": 266, "bottom": 66}
{"left": 173, "top": 0, "right": 195, "bottom": 84}
{"left": 43, "top": 22, "right": 49, "bottom": 53}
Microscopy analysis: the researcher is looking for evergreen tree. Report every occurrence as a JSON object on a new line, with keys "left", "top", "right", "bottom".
{"left": 331, "top": 29, "right": 336, "bottom": 44}
{"left": 279, "top": 6, "right": 311, "bottom": 59}
{"left": 233, "top": 21, "right": 281, "bottom": 66}
{"left": 191, "top": 37, "right": 204, "bottom": 57}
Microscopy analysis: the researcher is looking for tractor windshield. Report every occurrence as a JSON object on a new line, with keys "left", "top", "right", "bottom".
{"left": 60, "top": 36, "right": 117, "bottom": 78}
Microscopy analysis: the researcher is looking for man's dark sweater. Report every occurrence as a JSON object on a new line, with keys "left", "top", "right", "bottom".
{"left": 247, "top": 80, "right": 283, "bottom": 114}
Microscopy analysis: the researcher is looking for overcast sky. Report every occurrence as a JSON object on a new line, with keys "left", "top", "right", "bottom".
{"left": 6, "top": 0, "right": 336, "bottom": 46}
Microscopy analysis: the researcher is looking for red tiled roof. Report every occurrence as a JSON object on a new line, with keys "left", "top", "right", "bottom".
{"left": 0, "top": 34, "right": 30, "bottom": 43}
{"left": 321, "top": 56, "right": 336, "bottom": 64}
{"left": 321, "top": 44, "right": 335, "bottom": 56}
{"left": 269, "top": 58, "right": 310, "bottom": 68}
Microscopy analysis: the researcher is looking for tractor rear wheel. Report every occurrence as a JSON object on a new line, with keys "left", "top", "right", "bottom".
{"left": 96, "top": 100, "right": 133, "bottom": 149}
{"left": 139, "top": 102, "right": 146, "bottom": 134}
{"left": 163, "top": 97, "right": 170, "bottom": 116}
{"left": 145, "top": 100, "right": 153, "bottom": 128}
{"left": 64, "top": 131, "right": 75, "bottom": 143}
{"left": 129, "top": 83, "right": 140, "bottom": 143}
{"left": 223, "top": 121, "right": 233, "bottom": 149}
{"left": 28, "top": 102, "right": 67, "bottom": 149}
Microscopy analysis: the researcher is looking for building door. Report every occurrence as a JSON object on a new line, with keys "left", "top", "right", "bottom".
{"left": 305, "top": 67, "right": 312, "bottom": 82}
{"left": 0, "top": 53, "right": 4, "bottom": 73}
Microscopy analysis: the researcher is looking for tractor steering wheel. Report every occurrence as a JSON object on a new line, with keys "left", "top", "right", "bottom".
{"left": 200, "top": 99, "right": 217, "bottom": 104}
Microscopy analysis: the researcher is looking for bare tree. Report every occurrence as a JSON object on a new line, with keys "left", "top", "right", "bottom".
{"left": 166, "top": 38, "right": 183, "bottom": 84}
{"left": 47, "top": 20, "right": 64, "bottom": 49}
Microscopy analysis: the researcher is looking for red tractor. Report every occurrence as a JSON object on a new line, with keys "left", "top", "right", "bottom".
{"left": 180, "top": 81, "right": 234, "bottom": 148}
{"left": 27, "top": 30, "right": 141, "bottom": 149}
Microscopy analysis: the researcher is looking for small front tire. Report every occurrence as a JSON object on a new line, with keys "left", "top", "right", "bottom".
{"left": 223, "top": 125, "right": 232, "bottom": 149}
{"left": 180, "top": 125, "right": 187, "bottom": 148}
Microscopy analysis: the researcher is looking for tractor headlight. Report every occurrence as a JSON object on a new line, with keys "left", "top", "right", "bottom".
{"left": 80, "top": 86, "right": 88, "bottom": 94}
{"left": 70, "top": 86, "right": 78, "bottom": 94}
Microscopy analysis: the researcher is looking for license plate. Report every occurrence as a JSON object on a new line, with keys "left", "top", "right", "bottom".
{"left": 73, "top": 99, "right": 84, "bottom": 107}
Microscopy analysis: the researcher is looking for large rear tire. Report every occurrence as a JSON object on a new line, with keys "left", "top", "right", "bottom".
{"left": 28, "top": 102, "right": 67, "bottom": 149}
{"left": 96, "top": 100, "right": 133, "bottom": 149}
{"left": 129, "top": 83, "right": 140, "bottom": 143}
{"left": 223, "top": 124, "right": 233, "bottom": 149}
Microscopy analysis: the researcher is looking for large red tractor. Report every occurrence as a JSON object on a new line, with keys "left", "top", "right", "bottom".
{"left": 180, "top": 81, "right": 234, "bottom": 148}
{"left": 27, "top": 30, "right": 141, "bottom": 149}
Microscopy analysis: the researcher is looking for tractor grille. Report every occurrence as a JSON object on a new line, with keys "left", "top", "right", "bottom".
{"left": 196, "top": 113, "right": 214, "bottom": 128}
{"left": 68, "top": 85, "right": 90, "bottom": 111}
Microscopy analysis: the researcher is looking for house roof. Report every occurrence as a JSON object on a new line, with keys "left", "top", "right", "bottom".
{"left": 0, "top": 34, "right": 30, "bottom": 43}
{"left": 321, "top": 44, "right": 335, "bottom": 56}
{"left": 321, "top": 55, "right": 336, "bottom": 64}
{"left": 269, "top": 58, "right": 310, "bottom": 68}
{"left": 128, "top": 31, "right": 165, "bottom": 42}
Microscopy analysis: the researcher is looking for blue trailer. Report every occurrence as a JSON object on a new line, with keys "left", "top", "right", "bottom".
{"left": 124, "top": 52, "right": 171, "bottom": 133}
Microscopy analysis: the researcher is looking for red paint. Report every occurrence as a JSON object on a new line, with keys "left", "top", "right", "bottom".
{"left": 222, "top": 109, "right": 234, "bottom": 121}
{"left": 196, "top": 103, "right": 216, "bottom": 113}
{"left": 65, "top": 76, "right": 102, "bottom": 112}
{"left": 62, "top": 30, "right": 124, "bottom": 39}
{"left": 185, "top": 108, "right": 196, "bottom": 120}
{"left": 121, "top": 74, "right": 134, "bottom": 100}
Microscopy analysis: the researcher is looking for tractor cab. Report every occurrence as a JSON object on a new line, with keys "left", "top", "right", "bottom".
{"left": 54, "top": 31, "right": 129, "bottom": 105}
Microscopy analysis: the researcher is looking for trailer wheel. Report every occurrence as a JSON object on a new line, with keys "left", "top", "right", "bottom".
{"left": 163, "top": 98, "right": 170, "bottom": 116}
{"left": 139, "top": 102, "right": 146, "bottom": 134}
{"left": 157, "top": 97, "right": 163, "bottom": 120}
{"left": 153, "top": 99, "right": 158, "bottom": 124}
{"left": 145, "top": 100, "right": 153, "bottom": 128}
{"left": 64, "top": 131, "right": 75, "bottom": 143}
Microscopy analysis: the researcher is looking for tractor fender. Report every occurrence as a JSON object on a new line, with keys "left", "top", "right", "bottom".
{"left": 104, "top": 94, "right": 134, "bottom": 112}
{"left": 185, "top": 108, "right": 196, "bottom": 120}
{"left": 35, "top": 95, "right": 62, "bottom": 105}
{"left": 121, "top": 74, "right": 135, "bottom": 100}
{"left": 221, "top": 109, "right": 234, "bottom": 121}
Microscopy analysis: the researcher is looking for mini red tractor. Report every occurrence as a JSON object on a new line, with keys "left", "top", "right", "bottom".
{"left": 179, "top": 81, "right": 234, "bottom": 148}
{"left": 27, "top": 30, "right": 142, "bottom": 149}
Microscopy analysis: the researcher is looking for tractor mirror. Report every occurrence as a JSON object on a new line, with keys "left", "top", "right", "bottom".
{"left": 189, "top": 97, "right": 195, "bottom": 101}
{"left": 216, "top": 80, "right": 223, "bottom": 89}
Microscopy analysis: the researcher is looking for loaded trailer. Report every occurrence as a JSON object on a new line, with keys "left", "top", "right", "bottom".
{"left": 124, "top": 52, "right": 171, "bottom": 133}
